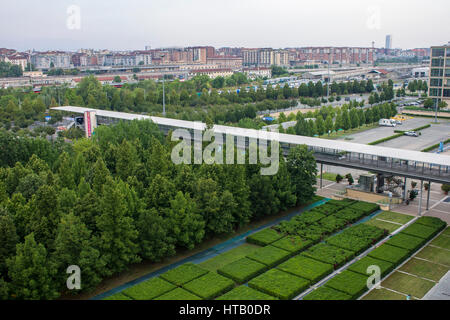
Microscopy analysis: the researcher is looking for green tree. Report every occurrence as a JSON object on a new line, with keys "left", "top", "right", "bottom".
{"left": 324, "top": 114, "right": 333, "bottom": 136}
{"left": 287, "top": 145, "right": 317, "bottom": 204}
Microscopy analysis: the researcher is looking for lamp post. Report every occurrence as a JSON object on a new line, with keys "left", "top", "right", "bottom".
{"left": 161, "top": 54, "right": 166, "bottom": 116}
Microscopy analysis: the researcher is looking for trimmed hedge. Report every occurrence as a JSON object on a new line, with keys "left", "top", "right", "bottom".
{"left": 122, "top": 277, "right": 176, "bottom": 300}
{"left": 368, "top": 133, "right": 404, "bottom": 146}
{"left": 302, "top": 243, "right": 354, "bottom": 269}
{"left": 103, "top": 292, "right": 133, "bottom": 300}
{"left": 415, "top": 216, "right": 447, "bottom": 231}
{"left": 385, "top": 233, "right": 427, "bottom": 252}
{"left": 154, "top": 287, "right": 202, "bottom": 300}
{"left": 368, "top": 244, "right": 410, "bottom": 265}
{"left": 302, "top": 286, "right": 352, "bottom": 300}
{"left": 216, "top": 286, "right": 279, "bottom": 300}
{"left": 183, "top": 272, "right": 235, "bottom": 300}
{"left": 401, "top": 223, "right": 439, "bottom": 240}
{"left": 334, "top": 208, "right": 366, "bottom": 224}
{"left": 348, "top": 256, "right": 394, "bottom": 278}
{"left": 316, "top": 215, "right": 348, "bottom": 234}
{"left": 246, "top": 245, "right": 292, "bottom": 267}
{"left": 325, "top": 270, "right": 369, "bottom": 299}
{"left": 160, "top": 263, "right": 208, "bottom": 286}
{"left": 348, "top": 201, "right": 380, "bottom": 215}
{"left": 343, "top": 224, "right": 387, "bottom": 243}
{"left": 217, "top": 258, "right": 267, "bottom": 284}
{"left": 248, "top": 269, "right": 310, "bottom": 300}
{"left": 246, "top": 228, "right": 284, "bottom": 246}
{"left": 271, "top": 236, "right": 312, "bottom": 254}
{"left": 295, "top": 225, "right": 325, "bottom": 242}
{"left": 326, "top": 233, "right": 373, "bottom": 255}
{"left": 277, "top": 255, "right": 333, "bottom": 283}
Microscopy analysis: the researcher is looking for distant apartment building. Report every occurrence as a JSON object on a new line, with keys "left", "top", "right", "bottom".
{"left": 428, "top": 43, "right": 450, "bottom": 105}
{"left": 31, "top": 52, "right": 72, "bottom": 69}
{"left": 189, "top": 68, "right": 234, "bottom": 79}
{"left": 242, "top": 48, "right": 290, "bottom": 67}
{"left": 294, "top": 47, "right": 374, "bottom": 65}
{"left": 0, "top": 54, "right": 28, "bottom": 71}
{"left": 206, "top": 56, "right": 243, "bottom": 69}
{"left": 385, "top": 35, "right": 392, "bottom": 50}
{"left": 243, "top": 67, "right": 272, "bottom": 79}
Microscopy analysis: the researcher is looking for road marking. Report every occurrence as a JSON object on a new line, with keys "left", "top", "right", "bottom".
{"left": 375, "top": 218, "right": 403, "bottom": 226}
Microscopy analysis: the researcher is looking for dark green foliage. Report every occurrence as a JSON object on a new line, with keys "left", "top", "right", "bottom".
{"left": 326, "top": 233, "right": 373, "bottom": 255}
{"left": 415, "top": 217, "right": 447, "bottom": 231}
{"left": 343, "top": 224, "right": 387, "bottom": 243}
{"left": 368, "top": 244, "right": 410, "bottom": 264}
{"left": 348, "top": 256, "right": 394, "bottom": 278}
{"left": 302, "top": 243, "right": 354, "bottom": 269}
{"left": 217, "top": 258, "right": 268, "bottom": 284}
{"left": 216, "top": 285, "right": 278, "bottom": 300}
{"left": 246, "top": 245, "right": 292, "bottom": 267}
{"left": 249, "top": 269, "right": 310, "bottom": 300}
{"left": 160, "top": 263, "right": 208, "bottom": 286}
{"left": 103, "top": 292, "right": 133, "bottom": 300}
{"left": 385, "top": 233, "right": 427, "bottom": 252}
{"left": 271, "top": 236, "right": 312, "bottom": 254}
{"left": 324, "top": 270, "right": 369, "bottom": 299}
{"left": 154, "top": 287, "right": 202, "bottom": 300}
{"left": 401, "top": 223, "right": 439, "bottom": 240}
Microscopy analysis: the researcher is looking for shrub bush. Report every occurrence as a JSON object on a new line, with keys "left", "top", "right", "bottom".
{"left": 368, "top": 244, "right": 410, "bottom": 265}
{"left": 343, "top": 224, "right": 387, "bottom": 243}
{"left": 217, "top": 258, "right": 267, "bottom": 284}
{"left": 302, "top": 286, "right": 352, "bottom": 300}
{"left": 385, "top": 233, "right": 426, "bottom": 252}
{"left": 216, "top": 286, "right": 279, "bottom": 300}
{"left": 246, "top": 228, "right": 284, "bottom": 246}
{"left": 316, "top": 215, "right": 348, "bottom": 234}
{"left": 349, "top": 201, "right": 380, "bottom": 215}
{"left": 246, "top": 245, "right": 292, "bottom": 267}
{"left": 160, "top": 263, "right": 208, "bottom": 286}
{"left": 154, "top": 287, "right": 202, "bottom": 300}
{"left": 277, "top": 255, "right": 333, "bottom": 283}
{"left": 326, "top": 233, "right": 373, "bottom": 255}
{"left": 401, "top": 223, "right": 439, "bottom": 240}
{"left": 302, "top": 243, "right": 354, "bottom": 269}
{"left": 348, "top": 256, "right": 394, "bottom": 278}
{"left": 324, "top": 270, "right": 369, "bottom": 299}
{"left": 271, "top": 236, "right": 312, "bottom": 254}
{"left": 248, "top": 269, "right": 310, "bottom": 300}
{"left": 415, "top": 217, "right": 447, "bottom": 231}
{"left": 122, "top": 277, "right": 176, "bottom": 300}
{"left": 183, "top": 272, "right": 235, "bottom": 300}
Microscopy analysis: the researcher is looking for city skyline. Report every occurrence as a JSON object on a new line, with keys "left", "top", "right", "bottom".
{"left": 1, "top": 0, "right": 449, "bottom": 51}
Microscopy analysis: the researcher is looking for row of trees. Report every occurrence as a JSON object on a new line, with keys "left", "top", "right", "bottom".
{"left": 0, "top": 120, "right": 318, "bottom": 299}
{"left": 0, "top": 62, "right": 23, "bottom": 78}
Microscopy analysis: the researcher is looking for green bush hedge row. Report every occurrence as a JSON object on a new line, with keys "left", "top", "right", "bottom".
{"left": 246, "top": 228, "right": 284, "bottom": 246}
{"left": 246, "top": 245, "right": 292, "bottom": 267}
{"left": 182, "top": 272, "right": 235, "bottom": 300}
{"left": 271, "top": 236, "right": 313, "bottom": 254}
{"left": 277, "top": 255, "right": 333, "bottom": 283}
{"left": 368, "top": 244, "right": 410, "bottom": 265}
{"left": 348, "top": 256, "right": 394, "bottom": 278}
{"left": 302, "top": 286, "right": 352, "bottom": 300}
{"left": 217, "top": 258, "right": 268, "bottom": 284}
{"left": 248, "top": 269, "right": 310, "bottom": 300}
{"left": 216, "top": 285, "right": 279, "bottom": 300}
{"left": 122, "top": 277, "right": 176, "bottom": 300}
{"left": 384, "top": 233, "right": 427, "bottom": 252}
{"left": 323, "top": 270, "right": 369, "bottom": 299}
{"left": 154, "top": 287, "right": 202, "bottom": 300}
{"left": 401, "top": 223, "right": 440, "bottom": 240}
{"left": 302, "top": 243, "right": 354, "bottom": 269}
{"left": 368, "top": 133, "right": 404, "bottom": 146}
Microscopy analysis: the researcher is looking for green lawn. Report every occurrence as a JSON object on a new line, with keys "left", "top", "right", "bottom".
{"left": 381, "top": 272, "right": 435, "bottom": 299}
{"left": 199, "top": 243, "right": 260, "bottom": 272}
{"left": 415, "top": 246, "right": 450, "bottom": 267}
{"left": 317, "top": 172, "right": 338, "bottom": 182}
{"left": 443, "top": 228, "right": 450, "bottom": 236}
{"left": 430, "top": 234, "right": 450, "bottom": 250}
{"left": 399, "top": 258, "right": 449, "bottom": 282}
{"left": 375, "top": 211, "right": 414, "bottom": 225}
{"left": 362, "top": 288, "right": 407, "bottom": 300}
{"left": 364, "top": 219, "right": 402, "bottom": 233}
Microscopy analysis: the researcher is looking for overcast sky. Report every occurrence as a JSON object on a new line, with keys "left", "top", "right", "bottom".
{"left": 1, "top": 0, "right": 449, "bottom": 51}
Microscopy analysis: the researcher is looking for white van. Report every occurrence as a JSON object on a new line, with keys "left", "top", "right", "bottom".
{"left": 379, "top": 119, "right": 396, "bottom": 127}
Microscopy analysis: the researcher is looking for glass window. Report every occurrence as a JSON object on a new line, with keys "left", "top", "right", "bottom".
{"left": 431, "top": 58, "right": 444, "bottom": 67}
{"left": 430, "top": 88, "right": 442, "bottom": 96}
{"left": 432, "top": 48, "right": 445, "bottom": 57}
{"left": 443, "top": 89, "right": 450, "bottom": 97}
{"left": 431, "top": 68, "right": 443, "bottom": 77}
{"left": 430, "top": 78, "right": 443, "bottom": 87}
{"left": 446, "top": 69, "right": 450, "bottom": 77}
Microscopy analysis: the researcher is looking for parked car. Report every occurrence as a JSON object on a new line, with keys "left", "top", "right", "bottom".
{"left": 404, "top": 131, "right": 419, "bottom": 137}
{"left": 379, "top": 119, "right": 396, "bottom": 127}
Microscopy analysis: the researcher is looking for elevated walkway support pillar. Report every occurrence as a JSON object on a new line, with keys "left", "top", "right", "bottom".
{"left": 320, "top": 163, "right": 323, "bottom": 189}
{"left": 426, "top": 181, "right": 431, "bottom": 211}
{"left": 418, "top": 180, "right": 424, "bottom": 216}
{"left": 403, "top": 177, "right": 408, "bottom": 202}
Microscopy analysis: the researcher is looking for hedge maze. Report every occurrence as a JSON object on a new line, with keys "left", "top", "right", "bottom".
{"left": 103, "top": 199, "right": 446, "bottom": 301}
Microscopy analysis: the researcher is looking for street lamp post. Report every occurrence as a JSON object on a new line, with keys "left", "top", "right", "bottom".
{"left": 434, "top": 99, "right": 438, "bottom": 123}
{"left": 161, "top": 54, "right": 166, "bottom": 117}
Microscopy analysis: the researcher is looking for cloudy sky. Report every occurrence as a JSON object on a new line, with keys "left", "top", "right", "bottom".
{"left": 1, "top": 0, "right": 449, "bottom": 51}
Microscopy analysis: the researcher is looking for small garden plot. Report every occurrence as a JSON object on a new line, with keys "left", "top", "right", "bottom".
{"left": 326, "top": 233, "right": 372, "bottom": 255}
{"left": 401, "top": 223, "right": 439, "bottom": 240}
{"left": 296, "top": 225, "right": 325, "bottom": 242}
{"left": 430, "top": 234, "right": 450, "bottom": 250}
{"left": 375, "top": 211, "right": 414, "bottom": 225}
{"left": 246, "top": 245, "right": 292, "bottom": 267}
{"left": 217, "top": 258, "right": 268, "bottom": 284}
{"left": 271, "top": 236, "right": 312, "bottom": 254}
{"left": 324, "top": 270, "right": 369, "bottom": 299}
{"left": 248, "top": 269, "right": 310, "bottom": 300}
{"left": 277, "top": 255, "right": 333, "bottom": 283}
{"left": 316, "top": 215, "right": 348, "bottom": 234}
{"left": 400, "top": 258, "right": 449, "bottom": 282}
{"left": 381, "top": 272, "right": 435, "bottom": 299}
{"left": 199, "top": 243, "right": 260, "bottom": 272}
{"left": 343, "top": 224, "right": 386, "bottom": 243}
{"left": 103, "top": 292, "right": 133, "bottom": 300}
{"left": 364, "top": 219, "right": 400, "bottom": 234}
{"left": 368, "top": 244, "right": 410, "bottom": 265}
{"left": 385, "top": 233, "right": 426, "bottom": 252}
{"left": 348, "top": 256, "right": 394, "bottom": 278}
{"left": 415, "top": 216, "right": 447, "bottom": 231}
{"left": 183, "top": 272, "right": 235, "bottom": 300}
{"left": 216, "top": 286, "right": 278, "bottom": 300}
{"left": 415, "top": 246, "right": 450, "bottom": 267}
{"left": 334, "top": 208, "right": 366, "bottom": 224}
{"left": 246, "top": 228, "right": 284, "bottom": 246}
{"left": 293, "top": 211, "right": 326, "bottom": 225}
{"left": 327, "top": 199, "right": 356, "bottom": 208}
{"left": 349, "top": 201, "right": 380, "bottom": 215}
{"left": 302, "top": 286, "right": 352, "bottom": 301}
{"left": 122, "top": 277, "right": 176, "bottom": 300}
{"left": 310, "top": 204, "right": 340, "bottom": 216}
{"left": 362, "top": 288, "right": 406, "bottom": 300}
{"left": 302, "top": 243, "right": 354, "bottom": 269}
{"left": 154, "top": 287, "right": 202, "bottom": 300}
{"left": 160, "top": 263, "right": 208, "bottom": 286}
